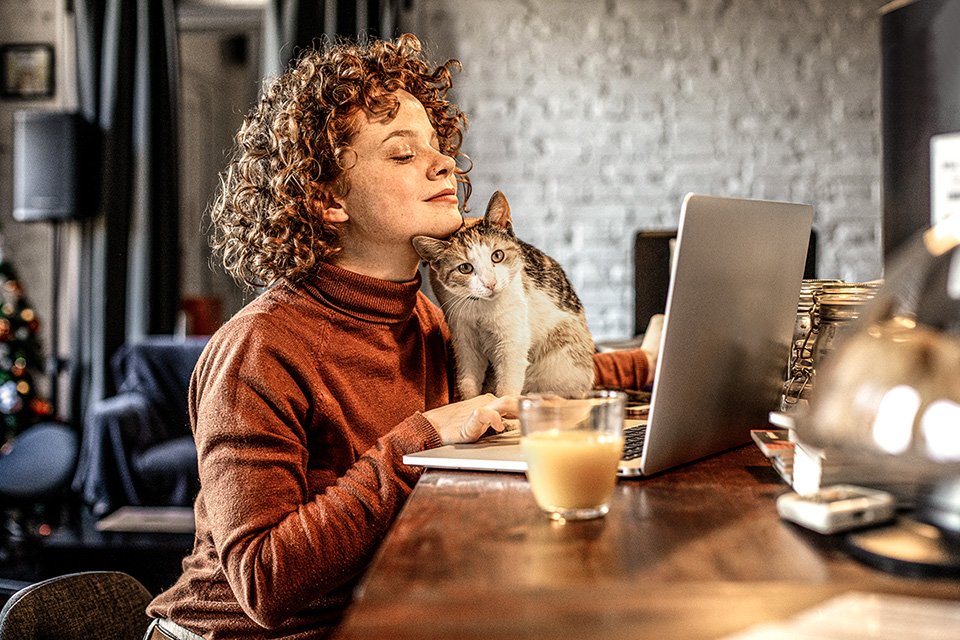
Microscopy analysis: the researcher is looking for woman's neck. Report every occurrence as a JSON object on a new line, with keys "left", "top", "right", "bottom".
{"left": 328, "top": 248, "right": 420, "bottom": 283}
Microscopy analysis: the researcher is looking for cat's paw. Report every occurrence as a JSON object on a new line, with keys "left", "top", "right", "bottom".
{"left": 495, "top": 384, "right": 523, "bottom": 397}
{"left": 459, "top": 379, "right": 483, "bottom": 399}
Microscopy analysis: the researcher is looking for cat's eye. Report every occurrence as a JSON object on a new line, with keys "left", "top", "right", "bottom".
{"left": 457, "top": 263, "right": 474, "bottom": 274}
{"left": 491, "top": 249, "right": 505, "bottom": 263}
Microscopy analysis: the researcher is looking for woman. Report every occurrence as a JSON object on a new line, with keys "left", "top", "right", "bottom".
{"left": 145, "top": 34, "right": 654, "bottom": 639}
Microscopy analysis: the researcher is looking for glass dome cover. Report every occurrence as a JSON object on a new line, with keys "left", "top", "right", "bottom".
{"left": 800, "top": 215, "right": 960, "bottom": 489}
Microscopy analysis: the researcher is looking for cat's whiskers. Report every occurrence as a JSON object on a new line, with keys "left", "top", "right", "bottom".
{"left": 439, "top": 291, "right": 475, "bottom": 324}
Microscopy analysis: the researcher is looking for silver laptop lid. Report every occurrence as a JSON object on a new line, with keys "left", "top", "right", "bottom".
{"left": 632, "top": 193, "right": 812, "bottom": 476}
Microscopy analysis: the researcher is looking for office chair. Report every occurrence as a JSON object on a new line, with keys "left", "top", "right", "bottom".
{"left": 0, "top": 422, "right": 78, "bottom": 560}
{"left": 0, "top": 423, "right": 77, "bottom": 502}
{"left": 0, "top": 571, "right": 152, "bottom": 640}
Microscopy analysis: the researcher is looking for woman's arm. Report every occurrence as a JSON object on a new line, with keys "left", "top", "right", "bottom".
{"left": 593, "top": 314, "right": 663, "bottom": 390}
{"left": 191, "top": 324, "right": 438, "bottom": 628}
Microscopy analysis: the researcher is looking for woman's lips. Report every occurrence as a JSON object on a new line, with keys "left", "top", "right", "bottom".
{"left": 426, "top": 189, "right": 458, "bottom": 204}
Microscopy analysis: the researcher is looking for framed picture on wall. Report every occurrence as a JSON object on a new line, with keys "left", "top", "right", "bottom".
{"left": 0, "top": 44, "right": 54, "bottom": 99}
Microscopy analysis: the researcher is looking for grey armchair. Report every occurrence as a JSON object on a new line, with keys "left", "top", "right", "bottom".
{"left": 72, "top": 337, "right": 208, "bottom": 517}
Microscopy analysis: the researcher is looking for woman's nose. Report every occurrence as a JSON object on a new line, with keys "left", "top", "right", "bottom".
{"left": 429, "top": 151, "right": 456, "bottom": 179}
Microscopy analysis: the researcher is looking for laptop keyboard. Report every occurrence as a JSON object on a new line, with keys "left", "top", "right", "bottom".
{"left": 622, "top": 422, "right": 648, "bottom": 461}
{"left": 621, "top": 400, "right": 650, "bottom": 461}
{"left": 497, "top": 400, "right": 649, "bottom": 461}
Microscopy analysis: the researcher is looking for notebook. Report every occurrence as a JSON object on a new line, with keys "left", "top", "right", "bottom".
{"left": 403, "top": 193, "right": 813, "bottom": 477}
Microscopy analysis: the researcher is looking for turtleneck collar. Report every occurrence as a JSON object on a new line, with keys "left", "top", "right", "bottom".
{"left": 301, "top": 261, "right": 423, "bottom": 324}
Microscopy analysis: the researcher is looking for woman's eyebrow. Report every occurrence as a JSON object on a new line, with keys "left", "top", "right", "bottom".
{"left": 380, "top": 129, "right": 416, "bottom": 145}
{"left": 380, "top": 129, "right": 440, "bottom": 146}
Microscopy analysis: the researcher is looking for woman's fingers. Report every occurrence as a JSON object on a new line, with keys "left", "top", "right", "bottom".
{"left": 425, "top": 393, "right": 523, "bottom": 444}
{"left": 460, "top": 406, "right": 504, "bottom": 441}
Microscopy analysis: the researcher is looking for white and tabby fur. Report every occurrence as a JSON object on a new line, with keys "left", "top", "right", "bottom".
{"left": 413, "top": 191, "right": 595, "bottom": 399}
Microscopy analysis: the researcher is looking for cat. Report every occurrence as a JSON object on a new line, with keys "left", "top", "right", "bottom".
{"left": 413, "top": 191, "right": 596, "bottom": 399}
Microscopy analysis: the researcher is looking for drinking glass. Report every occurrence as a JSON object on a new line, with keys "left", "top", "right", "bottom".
{"left": 518, "top": 390, "right": 626, "bottom": 521}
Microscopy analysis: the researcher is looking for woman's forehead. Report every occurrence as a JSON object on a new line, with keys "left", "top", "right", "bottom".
{"left": 350, "top": 90, "right": 432, "bottom": 142}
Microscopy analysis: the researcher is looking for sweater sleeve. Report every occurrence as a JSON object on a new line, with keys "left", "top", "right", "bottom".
{"left": 592, "top": 348, "right": 650, "bottom": 391}
{"left": 190, "top": 322, "right": 440, "bottom": 629}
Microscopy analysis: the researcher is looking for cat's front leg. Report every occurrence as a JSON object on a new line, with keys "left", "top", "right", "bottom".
{"left": 492, "top": 337, "right": 529, "bottom": 397}
{"left": 489, "top": 301, "right": 530, "bottom": 396}
{"left": 453, "top": 336, "right": 488, "bottom": 399}
{"left": 494, "top": 363, "right": 526, "bottom": 397}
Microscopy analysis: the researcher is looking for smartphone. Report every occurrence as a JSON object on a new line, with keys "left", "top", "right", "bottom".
{"left": 776, "top": 484, "right": 896, "bottom": 534}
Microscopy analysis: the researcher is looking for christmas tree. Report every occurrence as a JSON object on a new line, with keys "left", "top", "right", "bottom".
{"left": 0, "top": 246, "right": 53, "bottom": 447}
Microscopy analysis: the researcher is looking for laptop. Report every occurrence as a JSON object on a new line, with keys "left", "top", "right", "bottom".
{"left": 403, "top": 193, "right": 813, "bottom": 477}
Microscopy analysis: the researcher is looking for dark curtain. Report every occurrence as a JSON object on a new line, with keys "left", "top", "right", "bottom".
{"left": 70, "top": 0, "right": 180, "bottom": 422}
{"left": 262, "top": 0, "right": 401, "bottom": 77}
{"left": 881, "top": 0, "right": 960, "bottom": 258}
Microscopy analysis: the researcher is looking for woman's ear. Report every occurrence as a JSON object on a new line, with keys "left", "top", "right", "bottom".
{"left": 317, "top": 191, "right": 350, "bottom": 223}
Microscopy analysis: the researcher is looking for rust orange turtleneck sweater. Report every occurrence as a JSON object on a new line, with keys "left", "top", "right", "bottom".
{"left": 147, "top": 261, "right": 648, "bottom": 639}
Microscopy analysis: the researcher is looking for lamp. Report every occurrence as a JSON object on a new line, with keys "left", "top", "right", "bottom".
{"left": 798, "top": 215, "right": 960, "bottom": 575}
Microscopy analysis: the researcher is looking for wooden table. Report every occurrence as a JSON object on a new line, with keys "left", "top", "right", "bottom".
{"left": 335, "top": 446, "right": 960, "bottom": 639}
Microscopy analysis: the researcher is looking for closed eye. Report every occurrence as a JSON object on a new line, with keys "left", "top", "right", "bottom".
{"left": 491, "top": 249, "right": 504, "bottom": 263}
{"left": 457, "top": 263, "right": 474, "bottom": 274}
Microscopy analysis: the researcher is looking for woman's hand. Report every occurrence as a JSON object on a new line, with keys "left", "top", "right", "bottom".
{"left": 423, "top": 394, "right": 519, "bottom": 445}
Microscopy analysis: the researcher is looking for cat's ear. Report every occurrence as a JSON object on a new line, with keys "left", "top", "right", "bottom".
{"left": 484, "top": 191, "right": 513, "bottom": 232}
{"left": 412, "top": 236, "right": 449, "bottom": 261}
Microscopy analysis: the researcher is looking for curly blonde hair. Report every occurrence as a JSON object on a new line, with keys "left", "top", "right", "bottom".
{"left": 209, "top": 34, "right": 470, "bottom": 289}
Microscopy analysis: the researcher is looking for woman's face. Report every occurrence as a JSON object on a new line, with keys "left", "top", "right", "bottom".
{"left": 328, "top": 89, "right": 462, "bottom": 280}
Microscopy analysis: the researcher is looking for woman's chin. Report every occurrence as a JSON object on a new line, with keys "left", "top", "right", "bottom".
{"left": 425, "top": 213, "right": 464, "bottom": 239}
{"left": 442, "top": 209, "right": 465, "bottom": 233}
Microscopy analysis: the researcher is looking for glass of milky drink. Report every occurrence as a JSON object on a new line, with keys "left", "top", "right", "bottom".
{"left": 518, "top": 390, "right": 626, "bottom": 522}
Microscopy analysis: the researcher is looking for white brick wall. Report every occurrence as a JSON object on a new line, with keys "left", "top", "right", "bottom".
{"left": 405, "top": 0, "right": 888, "bottom": 340}
{"left": 1, "top": 0, "right": 890, "bottom": 348}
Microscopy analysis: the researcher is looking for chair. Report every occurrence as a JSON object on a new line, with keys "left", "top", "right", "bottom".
{"left": 633, "top": 230, "right": 677, "bottom": 336}
{"left": 0, "top": 571, "right": 151, "bottom": 640}
{"left": 72, "top": 336, "right": 208, "bottom": 517}
{"left": 0, "top": 423, "right": 78, "bottom": 559}
{"left": 0, "top": 423, "right": 78, "bottom": 504}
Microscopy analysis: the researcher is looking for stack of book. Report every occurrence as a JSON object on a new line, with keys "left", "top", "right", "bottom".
{"left": 750, "top": 427, "right": 795, "bottom": 484}
{"left": 753, "top": 412, "right": 924, "bottom": 504}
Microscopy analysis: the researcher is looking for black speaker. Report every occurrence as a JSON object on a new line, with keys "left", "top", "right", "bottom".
{"left": 13, "top": 111, "right": 94, "bottom": 222}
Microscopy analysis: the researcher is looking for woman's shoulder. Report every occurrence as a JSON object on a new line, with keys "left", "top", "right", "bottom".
{"left": 201, "top": 282, "right": 327, "bottom": 367}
